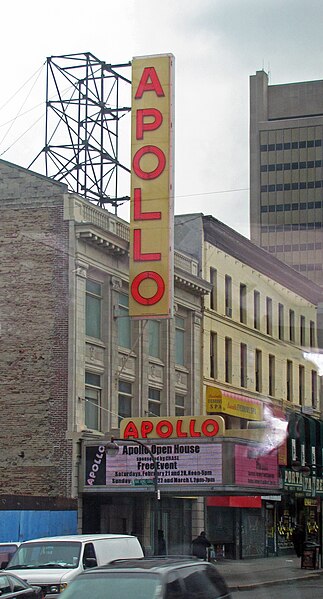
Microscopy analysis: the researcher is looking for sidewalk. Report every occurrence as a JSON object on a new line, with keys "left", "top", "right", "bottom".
{"left": 215, "top": 555, "right": 323, "bottom": 591}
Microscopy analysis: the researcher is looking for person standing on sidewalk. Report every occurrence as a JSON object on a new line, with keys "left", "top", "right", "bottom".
{"left": 291, "top": 524, "right": 305, "bottom": 558}
{"left": 157, "top": 529, "right": 166, "bottom": 555}
{"left": 192, "top": 531, "right": 212, "bottom": 560}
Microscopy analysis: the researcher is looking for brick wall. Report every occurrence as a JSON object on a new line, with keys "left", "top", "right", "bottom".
{"left": 0, "top": 160, "right": 74, "bottom": 499}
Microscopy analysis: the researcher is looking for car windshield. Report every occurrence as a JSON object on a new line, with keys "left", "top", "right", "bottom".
{"left": 60, "top": 573, "right": 161, "bottom": 599}
{"left": 7, "top": 542, "right": 81, "bottom": 569}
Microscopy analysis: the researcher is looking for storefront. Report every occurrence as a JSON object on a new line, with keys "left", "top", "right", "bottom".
{"left": 277, "top": 412, "right": 323, "bottom": 555}
{"left": 205, "top": 386, "right": 285, "bottom": 558}
{"left": 81, "top": 415, "right": 281, "bottom": 558}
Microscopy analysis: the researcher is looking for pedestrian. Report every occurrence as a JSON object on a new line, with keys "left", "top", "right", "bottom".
{"left": 157, "top": 529, "right": 166, "bottom": 555}
{"left": 292, "top": 524, "right": 305, "bottom": 558}
{"left": 192, "top": 531, "right": 211, "bottom": 560}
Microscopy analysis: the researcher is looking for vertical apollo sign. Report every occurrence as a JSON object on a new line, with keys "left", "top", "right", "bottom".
{"left": 130, "top": 54, "right": 174, "bottom": 318}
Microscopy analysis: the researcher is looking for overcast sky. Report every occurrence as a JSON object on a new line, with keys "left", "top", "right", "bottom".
{"left": 1, "top": 0, "right": 323, "bottom": 237}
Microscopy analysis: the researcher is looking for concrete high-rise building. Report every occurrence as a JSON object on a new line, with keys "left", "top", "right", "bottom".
{"left": 250, "top": 71, "right": 323, "bottom": 286}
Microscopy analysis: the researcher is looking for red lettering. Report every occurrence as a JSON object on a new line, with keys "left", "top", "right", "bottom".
{"left": 135, "top": 67, "right": 165, "bottom": 99}
{"left": 136, "top": 108, "right": 163, "bottom": 140}
{"left": 134, "top": 188, "right": 161, "bottom": 221}
{"left": 133, "top": 145, "right": 166, "bottom": 180}
{"left": 131, "top": 271, "right": 165, "bottom": 306}
{"left": 189, "top": 419, "right": 201, "bottom": 437}
{"left": 141, "top": 421, "right": 154, "bottom": 438}
{"left": 156, "top": 420, "right": 173, "bottom": 438}
{"left": 201, "top": 419, "right": 219, "bottom": 437}
{"left": 176, "top": 419, "right": 188, "bottom": 438}
{"left": 133, "top": 229, "right": 161, "bottom": 261}
{"left": 123, "top": 421, "right": 139, "bottom": 439}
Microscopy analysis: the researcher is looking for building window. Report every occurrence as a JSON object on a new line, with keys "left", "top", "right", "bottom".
{"left": 289, "top": 309, "right": 295, "bottom": 343}
{"left": 299, "top": 366, "right": 305, "bottom": 405}
{"left": 225, "top": 337, "right": 232, "bottom": 383}
{"left": 269, "top": 355, "right": 275, "bottom": 397}
{"left": 210, "top": 268, "right": 217, "bottom": 311}
{"left": 255, "top": 349, "right": 262, "bottom": 393}
{"left": 86, "top": 279, "right": 102, "bottom": 339}
{"left": 148, "top": 320, "right": 161, "bottom": 358}
{"left": 311, "top": 370, "right": 317, "bottom": 408}
{"left": 240, "top": 284, "right": 247, "bottom": 324}
{"left": 287, "top": 360, "right": 293, "bottom": 402}
{"left": 310, "top": 320, "right": 316, "bottom": 349}
{"left": 266, "top": 297, "right": 273, "bottom": 336}
{"left": 175, "top": 316, "right": 185, "bottom": 366}
{"left": 118, "top": 380, "right": 132, "bottom": 425}
{"left": 254, "top": 291, "right": 260, "bottom": 330}
{"left": 240, "top": 343, "right": 247, "bottom": 388}
{"left": 210, "top": 332, "right": 217, "bottom": 379}
{"left": 85, "top": 372, "right": 101, "bottom": 431}
{"left": 300, "top": 315, "right": 306, "bottom": 347}
{"left": 175, "top": 394, "right": 185, "bottom": 416}
{"left": 278, "top": 303, "right": 284, "bottom": 340}
{"left": 148, "top": 387, "right": 161, "bottom": 416}
{"left": 118, "top": 294, "right": 131, "bottom": 349}
{"left": 225, "top": 275, "right": 232, "bottom": 317}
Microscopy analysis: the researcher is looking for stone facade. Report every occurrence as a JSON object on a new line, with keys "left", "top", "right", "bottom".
{"left": 0, "top": 159, "right": 209, "bottom": 545}
{"left": 175, "top": 212, "right": 322, "bottom": 417}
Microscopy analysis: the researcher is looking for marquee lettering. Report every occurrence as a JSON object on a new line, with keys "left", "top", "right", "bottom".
{"left": 131, "top": 271, "right": 165, "bottom": 305}
{"left": 134, "top": 67, "right": 165, "bottom": 99}
{"left": 123, "top": 417, "right": 221, "bottom": 440}
{"left": 133, "top": 188, "right": 161, "bottom": 221}
{"left": 136, "top": 108, "right": 163, "bottom": 139}
{"left": 130, "top": 55, "right": 174, "bottom": 317}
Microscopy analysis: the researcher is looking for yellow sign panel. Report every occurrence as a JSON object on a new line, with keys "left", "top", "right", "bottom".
{"left": 206, "top": 387, "right": 262, "bottom": 421}
{"left": 129, "top": 54, "right": 175, "bottom": 318}
{"left": 120, "top": 415, "right": 225, "bottom": 439}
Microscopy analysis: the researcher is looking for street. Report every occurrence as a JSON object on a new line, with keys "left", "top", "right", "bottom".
{"left": 232, "top": 579, "right": 323, "bottom": 599}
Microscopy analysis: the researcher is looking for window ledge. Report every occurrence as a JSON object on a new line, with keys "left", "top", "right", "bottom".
{"left": 86, "top": 337, "right": 106, "bottom": 348}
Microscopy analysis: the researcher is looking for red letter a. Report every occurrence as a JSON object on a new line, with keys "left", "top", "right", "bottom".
{"left": 135, "top": 67, "right": 165, "bottom": 99}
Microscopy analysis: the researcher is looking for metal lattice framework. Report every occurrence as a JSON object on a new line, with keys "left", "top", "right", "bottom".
{"left": 30, "top": 52, "right": 131, "bottom": 209}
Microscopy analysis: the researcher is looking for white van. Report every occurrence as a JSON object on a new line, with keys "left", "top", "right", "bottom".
{"left": 5, "top": 534, "right": 144, "bottom": 597}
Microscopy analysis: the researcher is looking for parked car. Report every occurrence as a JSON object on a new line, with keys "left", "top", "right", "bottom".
{"left": 0, "top": 571, "right": 43, "bottom": 598}
{"left": 0, "top": 544, "right": 20, "bottom": 569}
{"left": 5, "top": 534, "right": 144, "bottom": 598}
{"left": 59, "top": 557, "right": 232, "bottom": 599}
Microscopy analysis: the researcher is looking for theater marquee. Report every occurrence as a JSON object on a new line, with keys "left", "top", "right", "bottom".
{"left": 85, "top": 441, "right": 223, "bottom": 490}
{"left": 129, "top": 54, "right": 175, "bottom": 318}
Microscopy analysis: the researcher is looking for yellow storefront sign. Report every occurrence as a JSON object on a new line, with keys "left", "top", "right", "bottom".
{"left": 206, "top": 386, "right": 262, "bottom": 421}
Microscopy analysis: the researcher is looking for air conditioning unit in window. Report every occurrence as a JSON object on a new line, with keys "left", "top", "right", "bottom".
{"left": 226, "top": 307, "right": 232, "bottom": 317}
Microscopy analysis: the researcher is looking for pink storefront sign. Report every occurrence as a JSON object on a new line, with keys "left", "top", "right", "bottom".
{"left": 235, "top": 444, "right": 279, "bottom": 487}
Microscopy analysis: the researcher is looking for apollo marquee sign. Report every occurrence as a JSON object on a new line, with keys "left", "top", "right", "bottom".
{"left": 120, "top": 415, "right": 225, "bottom": 439}
{"left": 129, "top": 54, "right": 175, "bottom": 318}
{"left": 85, "top": 441, "right": 223, "bottom": 490}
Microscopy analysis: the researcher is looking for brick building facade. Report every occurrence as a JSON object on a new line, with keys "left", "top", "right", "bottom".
{"left": 0, "top": 159, "right": 209, "bottom": 546}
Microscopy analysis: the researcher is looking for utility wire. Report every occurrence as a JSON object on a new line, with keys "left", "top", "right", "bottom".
{"left": 0, "top": 66, "right": 45, "bottom": 148}
{"left": 83, "top": 397, "right": 158, "bottom": 420}
{"left": 0, "top": 63, "right": 45, "bottom": 113}
{"left": 0, "top": 115, "right": 44, "bottom": 157}
{"left": 0, "top": 101, "right": 46, "bottom": 128}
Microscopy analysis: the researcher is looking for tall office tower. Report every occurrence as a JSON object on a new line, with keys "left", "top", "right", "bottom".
{"left": 250, "top": 70, "right": 323, "bottom": 286}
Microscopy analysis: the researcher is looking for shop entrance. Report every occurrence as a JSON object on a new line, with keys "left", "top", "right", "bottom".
{"left": 241, "top": 509, "right": 265, "bottom": 558}
{"left": 82, "top": 494, "right": 192, "bottom": 555}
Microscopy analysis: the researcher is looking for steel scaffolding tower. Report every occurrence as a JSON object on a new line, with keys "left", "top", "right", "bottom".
{"left": 30, "top": 52, "right": 131, "bottom": 210}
